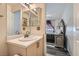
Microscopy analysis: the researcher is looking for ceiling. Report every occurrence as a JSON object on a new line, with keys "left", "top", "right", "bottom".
{"left": 46, "top": 3, "right": 68, "bottom": 20}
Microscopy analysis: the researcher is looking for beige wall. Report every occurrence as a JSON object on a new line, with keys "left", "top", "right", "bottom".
{"left": 0, "top": 4, "right": 8, "bottom": 55}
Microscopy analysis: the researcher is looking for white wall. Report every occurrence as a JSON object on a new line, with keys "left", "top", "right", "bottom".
{"left": 46, "top": 3, "right": 67, "bottom": 20}
{"left": 62, "top": 4, "right": 73, "bottom": 55}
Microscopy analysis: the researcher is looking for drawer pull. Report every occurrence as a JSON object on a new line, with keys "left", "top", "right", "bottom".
{"left": 17, "top": 54, "right": 23, "bottom": 56}
{"left": 37, "top": 42, "right": 39, "bottom": 48}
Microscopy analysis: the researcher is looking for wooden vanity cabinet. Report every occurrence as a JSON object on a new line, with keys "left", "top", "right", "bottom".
{"left": 26, "top": 39, "right": 43, "bottom": 56}
{"left": 55, "top": 34, "right": 64, "bottom": 48}
{"left": 8, "top": 44, "right": 27, "bottom": 56}
{"left": 8, "top": 38, "right": 43, "bottom": 56}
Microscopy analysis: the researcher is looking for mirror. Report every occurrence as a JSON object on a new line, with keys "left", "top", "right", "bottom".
{"left": 22, "top": 7, "right": 41, "bottom": 34}
{"left": 7, "top": 4, "right": 22, "bottom": 36}
{"left": 30, "top": 11, "right": 38, "bottom": 26}
{"left": 7, "top": 10, "right": 21, "bottom": 36}
{"left": 30, "top": 8, "right": 41, "bottom": 27}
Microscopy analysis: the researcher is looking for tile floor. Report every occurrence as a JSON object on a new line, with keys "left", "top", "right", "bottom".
{"left": 47, "top": 43, "right": 70, "bottom": 56}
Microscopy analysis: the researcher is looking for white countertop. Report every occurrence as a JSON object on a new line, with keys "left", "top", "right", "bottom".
{"left": 7, "top": 35, "right": 43, "bottom": 48}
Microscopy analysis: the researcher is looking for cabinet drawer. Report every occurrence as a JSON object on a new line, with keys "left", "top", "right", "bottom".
{"left": 8, "top": 44, "right": 27, "bottom": 56}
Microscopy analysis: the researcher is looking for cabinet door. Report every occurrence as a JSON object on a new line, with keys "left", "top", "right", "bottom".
{"left": 8, "top": 44, "right": 27, "bottom": 56}
{"left": 55, "top": 36, "right": 64, "bottom": 48}
{"left": 26, "top": 39, "right": 43, "bottom": 56}
{"left": 36, "top": 39, "right": 43, "bottom": 56}
{"left": 74, "top": 4, "right": 79, "bottom": 30}
{"left": 26, "top": 43, "right": 37, "bottom": 56}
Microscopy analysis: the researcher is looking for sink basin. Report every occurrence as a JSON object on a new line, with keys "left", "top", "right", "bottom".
{"left": 19, "top": 35, "right": 38, "bottom": 42}
{"left": 19, "top": 37, "right": 33, "bottom": 42}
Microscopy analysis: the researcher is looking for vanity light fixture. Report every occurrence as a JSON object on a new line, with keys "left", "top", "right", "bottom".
{"left": 24, "top": 3, "right": 30, "bottom": 8}
{"left": 32, "top": 8, "right": 38, "bottom": 14}
{"left": 33, "top": 8, "right": 37, "bottom": 11}
{"left": 24, "top": 3, "right": 33, "bottom": 9}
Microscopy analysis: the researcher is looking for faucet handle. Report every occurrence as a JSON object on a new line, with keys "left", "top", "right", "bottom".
{"left": 24, "top": 31, "right": 30, "bottom": 38}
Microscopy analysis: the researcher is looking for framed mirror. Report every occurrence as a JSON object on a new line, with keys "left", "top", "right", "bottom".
{"left": 22, "top": 7, "right": 41, "bottom": 35}
{"left": 30, "top": 7, "right": 41, "bottom": 27}
{"left": 7, "top": 10, "right": 21, "bottom": 36}
{"left": 7, "top": 4, "right": 22, "bottom": 36}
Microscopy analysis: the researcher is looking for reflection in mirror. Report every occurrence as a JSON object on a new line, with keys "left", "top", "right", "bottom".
{"left": 22, "top": 11, "right": 30, "bottom": 27}
{"left": 22, "top": 10, "right": 31, "bottom": 35}
{"left": 22, "top": 10, "right": 31, "bottom": 37}
{"left": 30, "top": 8, "right": 41, "bottom": 27}
{"left": 30, "top": 11, "right": 38, "bottom": 26}
{"left": 30, "top": 8, "right": 41, "bottom": 31}
{"left": 7, "top": 10, "right": 21, "bottom": 36}
{"left": 22, "top": 7, "right": 41, "bottom": 35}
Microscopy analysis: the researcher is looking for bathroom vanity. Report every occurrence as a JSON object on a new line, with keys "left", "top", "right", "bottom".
{"left": 6, "top": 4, "right": 44, "bottom": 56}
{"left": 7, "top": 35, "right": 44, "bottom": 56}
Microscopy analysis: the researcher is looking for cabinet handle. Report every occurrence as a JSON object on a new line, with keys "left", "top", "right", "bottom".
{"left": 37, "top": 42, "right": 39, "bottom": 48}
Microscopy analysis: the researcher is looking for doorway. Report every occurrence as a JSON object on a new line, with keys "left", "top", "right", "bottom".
{"left": 45, "top": 3, "right": 72, "bottom": 56}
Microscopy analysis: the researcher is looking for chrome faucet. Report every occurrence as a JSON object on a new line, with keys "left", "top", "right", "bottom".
{"left": 24, "top": 31, "right": 30, "bottom": 38}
